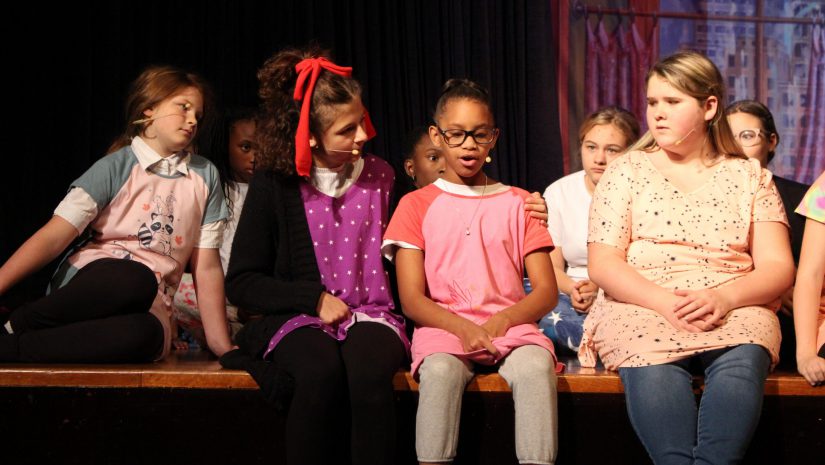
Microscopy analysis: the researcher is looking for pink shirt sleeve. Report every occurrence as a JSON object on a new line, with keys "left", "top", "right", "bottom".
{"left": 382, "top": 186, "right": 439, "bottom": 260}
{"left": 518, "top": 190, "right": 555, "bottom": 255}
{"left": 752, "top": 166, "right": 789, "bottom": 225}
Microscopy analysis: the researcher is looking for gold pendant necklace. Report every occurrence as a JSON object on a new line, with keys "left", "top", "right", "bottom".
{"left": 464, "top": 174, "right": 488, "bottom": 236}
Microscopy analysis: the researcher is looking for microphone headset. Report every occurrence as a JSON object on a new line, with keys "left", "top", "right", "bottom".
{"left": 132, "top": 113, "right": 187, "bottom": 125}
{"left": 326, "top": 148, "right": 361, "bottom": 155}
{"left": 672, "top": 125, "right": 699, "bottom": 146}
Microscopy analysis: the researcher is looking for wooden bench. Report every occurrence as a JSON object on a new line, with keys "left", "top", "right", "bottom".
{"left": 1, "top": 351, "right": 822, "bottom": 396}
{"left": 1, "top": 351, "right": 823, "bottom": 465}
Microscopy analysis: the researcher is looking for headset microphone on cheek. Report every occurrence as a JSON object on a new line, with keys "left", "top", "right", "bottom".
{"left": 327, "top": 148, "right": 361, "bottom": 156}
{"left": 673, "top": 126, "right": 698, "bottom": 146}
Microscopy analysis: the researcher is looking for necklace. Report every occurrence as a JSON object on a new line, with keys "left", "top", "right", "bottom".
{"left": 464, "top": 174, "right": 488, "bottom": 236}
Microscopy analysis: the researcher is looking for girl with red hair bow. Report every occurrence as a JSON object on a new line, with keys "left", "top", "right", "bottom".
{"left": 221, "top": 46, "right": 408, "bottom": 465}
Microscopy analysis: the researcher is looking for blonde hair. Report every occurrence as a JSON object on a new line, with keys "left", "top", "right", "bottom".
{"left": 578, "top": 106, "right": 641, "bottom": 149}
{"left": 626, "top": 50, "right": 745, "bottom": 160}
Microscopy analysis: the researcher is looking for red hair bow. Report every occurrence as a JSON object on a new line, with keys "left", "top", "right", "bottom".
{"left": 293, "top": 57, "right": 377, "bottom": 177}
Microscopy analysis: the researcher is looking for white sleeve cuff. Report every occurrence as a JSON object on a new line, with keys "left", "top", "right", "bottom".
{"left": 53, "top": 187, "right": 98, "bottom": 233}
{"left": 196, "top": 220, "right": 225, "bottom": 248}
{"left": 380, "top": 239, "right": 421, "bottom": 262}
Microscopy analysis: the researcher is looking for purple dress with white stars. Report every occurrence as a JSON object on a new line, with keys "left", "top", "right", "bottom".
{"left": 263, "top": 155, "right": 409, "bottom": 357}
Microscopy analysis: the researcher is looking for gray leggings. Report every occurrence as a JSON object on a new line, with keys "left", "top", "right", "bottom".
{"left": 416, "top": 345, "right": 558, "bottom": 464}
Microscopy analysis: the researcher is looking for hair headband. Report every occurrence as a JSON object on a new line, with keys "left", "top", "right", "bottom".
{"left": 293, "top": 57, "right": 376, "bottom": 176}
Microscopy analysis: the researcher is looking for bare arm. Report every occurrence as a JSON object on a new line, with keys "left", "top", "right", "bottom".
{"left": 794, "top": 218, "right": 825, "bottom": 384}
{"left": 396, "top": 247, "right": 498, "bottom": 355}
{"left": 482, "top": 249, "right": 557, "bottom": 337}
{"left": 0, "top": 216, "right": 78, "bottom": 295}
{"left": 588, "top": 242, "right": 700, "bottom": 332}
{"left": 550, "top": 247, "right": 574, "bottom": 295}
{"left": 190, "top": 247, "right": 233, "bottom": 357}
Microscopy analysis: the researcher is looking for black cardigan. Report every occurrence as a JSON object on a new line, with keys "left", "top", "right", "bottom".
{"left": 221, "top": 170, "right": 328, "bottom": 405}
{"left": 220, "top": 172, "right": 325, "bottom": 392}
{"left": 773, "top": 175, "right": 809, "bottom": 265}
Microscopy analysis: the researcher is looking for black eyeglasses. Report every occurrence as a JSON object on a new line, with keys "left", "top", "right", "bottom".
{"left": 436, "top": 126, "right": 499, "bottom": 147}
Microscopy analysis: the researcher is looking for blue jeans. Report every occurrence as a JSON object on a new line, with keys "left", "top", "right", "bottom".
{"left": 538, "top": 294, "right": 586, "bottom": 354}
{"left": 618, "top": 344, "right": 770, "bottom": 465}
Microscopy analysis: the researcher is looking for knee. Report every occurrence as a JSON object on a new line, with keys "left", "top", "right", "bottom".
{"left": 292, "top": 355, "right": 346, "bottom": 390}
{"left": 620, "top": 363, "right": 681, "bottom": 386}
{"left": 710, "top": 344, "right": 771, "bottom": 380}
{"left": 419, "top": 354, "right": 470, "bottom": 389}
{"left": 116, "top": 260, "right": 158, "bottom": 306}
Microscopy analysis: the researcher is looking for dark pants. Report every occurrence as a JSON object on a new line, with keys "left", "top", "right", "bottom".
{"left": 1, "top": 258, "right": 164, "bottom": 363}
{"left": 270, "top": 322, "right": 406, "bottom": 465}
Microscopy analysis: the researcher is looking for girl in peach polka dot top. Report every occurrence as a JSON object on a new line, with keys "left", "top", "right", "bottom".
{"left": 580, "top": 51, "right": 794, "bottom": 464}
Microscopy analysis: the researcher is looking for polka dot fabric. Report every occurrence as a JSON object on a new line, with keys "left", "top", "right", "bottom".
{"left": 579, "top": 151, "right": 787, "bottom": 370}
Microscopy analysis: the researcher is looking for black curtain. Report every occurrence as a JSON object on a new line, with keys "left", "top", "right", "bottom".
{"left": 1, "top": 0, "right": 562, "bottom": 301}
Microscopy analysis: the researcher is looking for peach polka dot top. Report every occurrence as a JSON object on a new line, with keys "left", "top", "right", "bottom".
{"left": 578, "top": 151, "right": 788, "bottom": 370}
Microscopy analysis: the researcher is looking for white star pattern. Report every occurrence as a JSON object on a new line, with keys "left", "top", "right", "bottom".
{"left": 549, "top": 312, "right": 562, "bottom": 325}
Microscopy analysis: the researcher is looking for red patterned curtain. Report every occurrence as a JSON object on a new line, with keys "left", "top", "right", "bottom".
{"left": 795, "top": 22, "right": 825, "bottom": 183}
{"left": 585, "top": 13, "right": 658, "bottom": 129}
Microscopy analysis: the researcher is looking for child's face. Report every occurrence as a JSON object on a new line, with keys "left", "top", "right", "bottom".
{"left": 405, "top": 134, "right": 445, "bottom": 189}
{"left": 142, "top": 86, "right": 203, "bottom": 156}
{"left": 646, "top": 76, "right": 716, "bottom": 152}
{"left": 727, "top": 112, "right": 776, "bottom": 168}
{"left": 228, "top": 119, "right": 256, "bottom": 183}
{"left": 581, "top": 123, "right": 628, "bottom": 190}
{"left": 430, "top": 98, "right": 497, "bottom": 185}
{"left": 311, "top": 97, "right": 369, "bottom": 170}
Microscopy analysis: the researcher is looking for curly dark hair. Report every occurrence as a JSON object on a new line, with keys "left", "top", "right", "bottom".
{"left": 256, "top": 45, "right": 362, "bottom": 175}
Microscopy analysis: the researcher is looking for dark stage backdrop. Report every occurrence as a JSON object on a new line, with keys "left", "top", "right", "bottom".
{"left": 0, "top": 0, "right": 562, "bottom": 300}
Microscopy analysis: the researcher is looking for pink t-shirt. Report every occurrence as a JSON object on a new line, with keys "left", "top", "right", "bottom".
{"left": 383, "top": 179, "right": 557, "bottom": 377}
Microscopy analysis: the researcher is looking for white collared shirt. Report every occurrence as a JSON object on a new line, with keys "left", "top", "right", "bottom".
{"left": 54, "top": 136, "right": 223, "bottom": 248}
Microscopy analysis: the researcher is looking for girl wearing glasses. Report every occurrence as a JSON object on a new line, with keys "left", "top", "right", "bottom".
{"left": 726, "top": 100, "right": 810, "bottom": 370}
{"left": 384, "top": 78, "right": 559, "bottom": 465}
{"left": 580, "top": 51, "right": 792, "bottom": 464}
